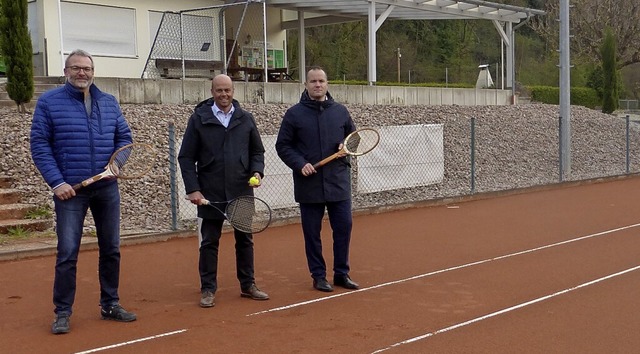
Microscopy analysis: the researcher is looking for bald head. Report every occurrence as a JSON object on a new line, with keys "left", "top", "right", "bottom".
{"left": 211, "top": 74, "right": 234, "bottom": 113}
{"left": 212, "top": 74, "right": 233, "bottom": 88}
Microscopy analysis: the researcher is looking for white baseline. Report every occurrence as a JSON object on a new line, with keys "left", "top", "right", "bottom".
{"left": 74, "top": 329, "right": 187, "bottom": 354}
{"left": 371, "top": 264, "right": 640, "bottom": 353}
{"left": 247, "top": 222, "right": 640, "bottom": 317}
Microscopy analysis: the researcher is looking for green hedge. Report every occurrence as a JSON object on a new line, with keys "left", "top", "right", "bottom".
{"left": 528, "top": 86, "right": 600, "bottom": 109}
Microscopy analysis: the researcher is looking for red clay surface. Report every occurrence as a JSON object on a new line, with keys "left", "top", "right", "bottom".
{"left": 3, "top": 177, "right": 640, "bottom": 353}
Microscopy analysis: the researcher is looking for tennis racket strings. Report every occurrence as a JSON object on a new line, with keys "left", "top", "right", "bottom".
{"left": 344, "top": 128, "right": 379, "bottom": 155}
{"left": 110, "top": 143, "right": 156, "bottom": 179}
{"left": 226, "top": 196, "right": 272, "bottom": 234}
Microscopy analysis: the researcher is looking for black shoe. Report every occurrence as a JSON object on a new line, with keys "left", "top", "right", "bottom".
{"left": 334, "top": 275, "right": 359, "bottom": 290}
{"left": 51, "top": 314, "right": 70, "bottom": 334}
{"left": 101, "top": 304, "right": 137, "bottom": 322}
{"left": 313, "top": 278, "right": 334, "bottom": 292}
{"left": 241, "top": 284, "right": 270, "bottom": 300}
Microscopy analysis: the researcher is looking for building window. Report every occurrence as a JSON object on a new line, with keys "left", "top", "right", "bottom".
{"left": 61, "top": 2, "right": 136, "bottom": 57}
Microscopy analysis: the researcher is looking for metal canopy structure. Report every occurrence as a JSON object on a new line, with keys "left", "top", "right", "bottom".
{"left": 263, "top": 0, "right": 545, "bottom": 89}
{"left": 270, "top": 0, "right": 543, "bottom": 23}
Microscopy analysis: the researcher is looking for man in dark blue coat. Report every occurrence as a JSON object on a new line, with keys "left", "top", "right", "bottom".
{"left": 275, "top": 66, "right": 360, "bottom": 292}
{"left": 179, "top": 74, "right": 269, "bottom": 307}
{"left": 30, "top": 49, "right": 136, "bottom": 334}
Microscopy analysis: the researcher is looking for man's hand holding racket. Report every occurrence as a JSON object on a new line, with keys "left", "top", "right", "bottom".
{"left": 185, "top": 193, "right": 272, "bottom": 234}
{"left": 71, "top": 143, "right": 156, "bottom": 191}
{"left": 303, "top": 128, "right": 380, "bottom": 176}
{"left": 186, "top": 191, "right": 207, "bottom": 206}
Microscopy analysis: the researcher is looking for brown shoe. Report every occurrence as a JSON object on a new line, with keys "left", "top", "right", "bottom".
{"left": 200, "top": 290, "right": 215, "bottom": 308}
{"left": 241, "top": 284, "right": 269, "bottom": 300}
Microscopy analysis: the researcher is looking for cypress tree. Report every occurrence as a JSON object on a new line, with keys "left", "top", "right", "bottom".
{"left": 600, "top": 27, "right": 618, "bottom": 114}
{"left": 0, "top": 0, "right": 34, "bottom": 113}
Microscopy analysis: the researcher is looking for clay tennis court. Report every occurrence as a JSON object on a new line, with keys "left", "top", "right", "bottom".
{"left": 2, "top": 176, "right": 640, "bottom": 353}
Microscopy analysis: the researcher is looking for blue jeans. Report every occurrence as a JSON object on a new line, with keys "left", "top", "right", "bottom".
{"left": 52, "top": 182, "right": 121, "bottom": 315}
{"left": 299, "top": 199, "right": 353, "bottom": 280}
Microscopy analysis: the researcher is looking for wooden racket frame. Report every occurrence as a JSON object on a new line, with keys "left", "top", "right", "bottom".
{"left": 312, "top": 127, "right": 380, "bottom": 169}
{"left": 72, "top": 143, "right": 155, "bottom": 190}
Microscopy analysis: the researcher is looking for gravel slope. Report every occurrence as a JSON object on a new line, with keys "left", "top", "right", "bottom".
{"left": 2, "top": 103, "right": 638, "bottom": 234}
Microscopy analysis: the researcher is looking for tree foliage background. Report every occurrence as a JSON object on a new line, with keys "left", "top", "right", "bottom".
{"left": 600, "top": 27, "right": 619, "bottom": 114}
{"left": 287, "top": 0, "right": 639, "bottom": 100}
{"left": 0, "top": 0, "right": 33, "bottom": 113}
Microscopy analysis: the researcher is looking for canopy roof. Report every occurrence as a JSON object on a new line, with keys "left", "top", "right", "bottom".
{"left": 267, "top": 0, "right": 545, "bottom": 26}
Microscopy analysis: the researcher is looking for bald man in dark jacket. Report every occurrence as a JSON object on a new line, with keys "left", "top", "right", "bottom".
{"left": 179, "top": 74, "right": 268, "bottom": 307}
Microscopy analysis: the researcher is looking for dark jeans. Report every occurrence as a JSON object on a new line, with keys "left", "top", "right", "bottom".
{"left": 198, "top": 218, "right": 255, "bottom": 292}
{"left": 299, "top": 199, "right": 353, "bottom": 280}
{"left": 52, "top": 182, "right": 121, "bottom": 315}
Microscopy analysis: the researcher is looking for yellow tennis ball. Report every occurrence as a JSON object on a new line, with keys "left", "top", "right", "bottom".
{"left": 249, "top": 176, "right": 260, "bottom": 186}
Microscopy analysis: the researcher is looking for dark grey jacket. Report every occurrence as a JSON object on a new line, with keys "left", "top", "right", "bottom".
{"left": 178, "top": 98, "right": 265, "bottom": 219}
{"left": 275, "top": 90, "right": 355, "bottom": 203}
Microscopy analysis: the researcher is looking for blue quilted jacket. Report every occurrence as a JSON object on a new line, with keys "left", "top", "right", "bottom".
{"left": 30, "top": 82, "right": 132, "bottom": 190}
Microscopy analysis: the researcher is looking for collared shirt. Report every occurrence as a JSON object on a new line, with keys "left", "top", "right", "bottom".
{"left": 212, "top": 103, "right": 234, "bottom": 128}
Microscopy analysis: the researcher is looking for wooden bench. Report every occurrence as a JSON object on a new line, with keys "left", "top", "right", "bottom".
{"left": 155, "top": 59, "right": 223, "bottom": 79}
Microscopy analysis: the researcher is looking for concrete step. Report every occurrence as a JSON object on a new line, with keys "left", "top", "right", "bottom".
{"left": 0, "top": 218, "right": 53, "bottom": 234}
{"left": 0, "top": 76, "right": 65, "bottom": 106}
{"left": 0, "top": 203, "right": 39, "bottom": 220}
{"left": 0, "top": 91, "right": 47, "bottom": 101}
{"left": 33, "top": 76, "right": 66, "bottom": 85}
{"left": 0, "top": 83, "right": 61, "bottom": 93}
{"left": 0, "top": 189, "right": 21, "bottom": 205}
{"left": 0, "top": 99, "right": 36, "bottom": 108}
{"left": 0, "top": 176, "right": 12, "bottom": 188}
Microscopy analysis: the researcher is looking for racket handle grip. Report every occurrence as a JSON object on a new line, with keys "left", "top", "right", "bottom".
{"left": 71, "top": 177, "right": 99, "bottom": 191}
{"left": 184, "top": 196, "right": 211, "bottom": 206}
{"left": 313, "top": 151, "right": 341, "bottom": 169}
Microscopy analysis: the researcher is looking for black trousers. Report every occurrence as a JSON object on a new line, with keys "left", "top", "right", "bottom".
{"left": 299, "top": 199, "right": 353, "bottom": 280}
{"left": 198, "top": 218, "right": 255, "bottom": 292}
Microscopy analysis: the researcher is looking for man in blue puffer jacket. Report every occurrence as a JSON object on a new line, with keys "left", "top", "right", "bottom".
{"left": 30, "top": 49, "right": 136, "bottom": 335}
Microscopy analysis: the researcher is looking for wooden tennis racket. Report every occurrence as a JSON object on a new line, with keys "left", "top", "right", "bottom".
{"left": 198, "top": 196, "right": 272, "bottom": 234}
{"left": 312, "top": 127, "right": 380, "bottom": 169}
{"left": 72, "top": 143, "right": 156, "bottom": 191}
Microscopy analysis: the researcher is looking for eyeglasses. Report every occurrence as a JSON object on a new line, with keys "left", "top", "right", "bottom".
{"left": 66, "top": 66, "right": 94, "bottom": 73}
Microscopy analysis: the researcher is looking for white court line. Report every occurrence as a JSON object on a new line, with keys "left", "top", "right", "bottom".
{"left": 247, "top": 222, "right": 640, "bottom": 317}
{"left": 74, "top": 329, "right": 187, "bottom": 354}
{"left": 371, "top": 264, "right": 640, "bottom": 353}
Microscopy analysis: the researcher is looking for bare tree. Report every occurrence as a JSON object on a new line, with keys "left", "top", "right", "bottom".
{"left": 530, "top": 0, "right": 640, "bottom": 69}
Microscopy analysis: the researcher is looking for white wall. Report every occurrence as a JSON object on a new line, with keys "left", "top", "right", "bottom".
{"left": 30, "top": 0, "right": 286, "bottom": 78}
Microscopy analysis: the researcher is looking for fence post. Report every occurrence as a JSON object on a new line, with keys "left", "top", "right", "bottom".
{"left": 168, "top": 122, "right": 178, "bottom": 231}
{"left": 626, "top": 115, "right": 630, "bottom": 174}
{"left": 470, "top": 117, "right": 476, "bottom": 194}
{"left": 559, "top": 116, "right": 563, "bottom": 182}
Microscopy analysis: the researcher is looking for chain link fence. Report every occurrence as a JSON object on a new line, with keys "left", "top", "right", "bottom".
{"left": 167, "top": 123, "right": 445, "bottom": 231}
{"left": 157, "top": 107, "right": 640, "bottom": 234}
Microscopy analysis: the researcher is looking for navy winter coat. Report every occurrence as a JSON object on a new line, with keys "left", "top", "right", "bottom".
{"left": 30, "top": 82, "right": 132, "bottom": 190}
{"left": 178, "top": 98, "right": 265, "bottom": 220}
{"left": 275, "top": 90, "right": 356, "bottom": 203}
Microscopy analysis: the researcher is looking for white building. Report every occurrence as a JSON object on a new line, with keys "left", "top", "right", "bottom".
{"left": 28, "top": 0, "right": 285, "bottom": 79}
{"left": 27, "top": 0, "right": 543, "bottom": 86}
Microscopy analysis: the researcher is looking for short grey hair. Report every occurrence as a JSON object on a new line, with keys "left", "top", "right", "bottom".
{"left": 65, "top": 49, "right": 94, "bottom": 68}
